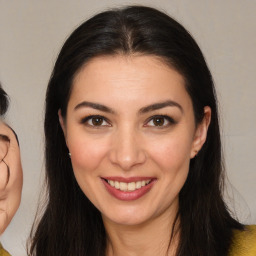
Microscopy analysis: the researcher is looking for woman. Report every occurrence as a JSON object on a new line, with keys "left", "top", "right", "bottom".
{"left": 29, "top": 6, "right": 256, "bottom": 256}
{"left": 0, "top": 85, "right": 23, "bottom": 255}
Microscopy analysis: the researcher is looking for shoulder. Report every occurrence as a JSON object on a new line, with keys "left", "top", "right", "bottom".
{"left": 0, "top": 243, "right": 11, "bottom": 256}
{"left": 229, "top": 225, "right": 256, "bottom": 256}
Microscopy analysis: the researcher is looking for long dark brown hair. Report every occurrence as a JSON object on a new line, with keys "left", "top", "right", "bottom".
{"left": 29, "top": 6, "right": 243, "bottom": 256}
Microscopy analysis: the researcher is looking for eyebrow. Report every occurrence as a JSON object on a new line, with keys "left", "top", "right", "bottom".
{"left": 74, "top": 100, "right": 183, "bottom": 114}
{"left": 139, "top": 100, "right": 183, "bottom": 114}
{"left": 74, "top": 101, "right": 115, "bottom": 114}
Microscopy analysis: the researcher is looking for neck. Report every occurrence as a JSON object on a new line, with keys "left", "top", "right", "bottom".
{"left": 103, "top": 208, "right": 179, "bottom": 256}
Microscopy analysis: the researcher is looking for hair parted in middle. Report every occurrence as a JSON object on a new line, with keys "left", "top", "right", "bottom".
{"left": 29, "top": 5, "right": 243, "bottom": 256}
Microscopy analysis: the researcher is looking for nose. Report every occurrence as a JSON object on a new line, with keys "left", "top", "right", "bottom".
{"left": 108, "top": 127, "right": 146, "bottom": 171}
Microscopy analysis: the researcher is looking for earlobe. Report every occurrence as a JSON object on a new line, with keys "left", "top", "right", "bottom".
{"left": 190, "top": 106, "right": 211, "bottom": 158}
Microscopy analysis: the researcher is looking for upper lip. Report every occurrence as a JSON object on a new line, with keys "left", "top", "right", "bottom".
{"left": 102, "top": 176, "right": 155, "bottom": 183}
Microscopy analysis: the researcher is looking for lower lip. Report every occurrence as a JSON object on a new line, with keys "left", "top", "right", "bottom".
{"left": 102, "top": 179, "right": 156, "bottom": 201}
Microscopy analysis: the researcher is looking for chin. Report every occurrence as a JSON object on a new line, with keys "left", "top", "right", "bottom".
{"left": 101, "top": 204, "right": 155, "bottom": 227}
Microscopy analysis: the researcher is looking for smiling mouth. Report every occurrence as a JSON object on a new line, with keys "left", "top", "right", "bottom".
{"left": 101, "top": 177, "right": 156, "bottom": 201}
{"left": 105, "top": 179, "right": 151, "bottom": 192}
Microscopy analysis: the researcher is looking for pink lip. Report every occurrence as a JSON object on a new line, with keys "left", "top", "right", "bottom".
{"left": 101, "top": 177, "right": 157, "bottom": 201}
{"left": 102, "top": 176, "right": 154, "bottom": 183}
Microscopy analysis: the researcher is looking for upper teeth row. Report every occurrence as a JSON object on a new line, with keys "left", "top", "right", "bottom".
{"left": 107, "top": 180, "right": 151, "bottom": 191}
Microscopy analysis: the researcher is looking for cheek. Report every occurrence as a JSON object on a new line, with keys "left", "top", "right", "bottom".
{"left": 68, "top": 136, "right": 108, "bottom": 173}
{"left": 148, "top": 132, "right": 193, "bottom": 173}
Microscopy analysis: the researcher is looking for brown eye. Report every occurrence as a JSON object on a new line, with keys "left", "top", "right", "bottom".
{"left": 91, "top": 117, "right": 104, "bottom": 126}
{"left": 152, "top": 117, "right": 165, "bottom": 126}
{"left": 81, "top": 115, "right": 110, "bottom": 127}
{"left": 145, "top": 115, "right": 175, "bottom": 128}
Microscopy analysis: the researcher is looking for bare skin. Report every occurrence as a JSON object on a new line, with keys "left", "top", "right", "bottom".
{"left": 60, "top": 55, "right": 211, "bottom": 255}
{"left": 0, "top": 122, "right": 23, "bottom": 235}
{"left": 105, "top": 199, "right": 180, "bottom": 256}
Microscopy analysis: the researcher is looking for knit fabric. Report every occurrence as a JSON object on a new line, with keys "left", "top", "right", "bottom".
{"left": 0, "top": 243, "right": 11, "bottom": 256}
{"left": 229, "top": 225, "right": 256, "bottom": 256}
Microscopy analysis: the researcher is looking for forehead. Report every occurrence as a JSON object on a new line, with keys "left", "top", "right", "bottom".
{"left": 69, "top": 55, "right": 192, "bottom": 110}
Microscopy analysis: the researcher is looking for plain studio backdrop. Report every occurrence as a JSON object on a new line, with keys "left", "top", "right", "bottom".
{"left": 1, "top": 0, "right": 256, "bottom": 255}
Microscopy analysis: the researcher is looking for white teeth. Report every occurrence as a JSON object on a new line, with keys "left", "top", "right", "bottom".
{"left": 107, "top": 179, "right": 151, "bottom": 192}
{"left": 120, "top": 182, "right": 127, "bottom": 191}
{"left": 114, "top": 181, "right": 120, "bottom": 189}
{"left": 128, "top": 182, "right": 136, "bottom": 191}
{"left": 136, "top": 181, "right": 142, "bottom": 189}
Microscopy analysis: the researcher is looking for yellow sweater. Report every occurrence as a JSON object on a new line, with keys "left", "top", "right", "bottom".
{"left": 229, "top": 225, "right": 256, "bottom": 256}
{"left": 0, "top": 243, "right": 11, "bottom": 256}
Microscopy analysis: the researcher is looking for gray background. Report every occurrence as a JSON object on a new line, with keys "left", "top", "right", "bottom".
{"left": 1, "top": 0, "right": 255, "bottom": 255}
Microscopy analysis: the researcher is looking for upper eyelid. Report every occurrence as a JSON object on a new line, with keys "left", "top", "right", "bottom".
{"left": 80, "top": 114, "right": 176, "bottom": 126}
{"left": 81, "top": 115, "right": 109, "bottom": 121}
{"left": 145, "top": 115, "right": 176, "bottom": 123}
{"left": 80, "top": 115, "right": 111, "bottom": 126}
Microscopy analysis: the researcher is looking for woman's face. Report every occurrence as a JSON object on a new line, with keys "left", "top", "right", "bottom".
{"left": 60, "top": 55, "right": 210, "bottom": 226}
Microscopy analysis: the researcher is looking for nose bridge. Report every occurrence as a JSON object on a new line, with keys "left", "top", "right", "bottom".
{"left": 109, "top": 123, "right": 146, "bottom": 170}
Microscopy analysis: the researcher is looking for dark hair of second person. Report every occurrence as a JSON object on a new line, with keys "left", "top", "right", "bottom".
{"left": 0, "top": 84, "right": 9, "bottom": 116}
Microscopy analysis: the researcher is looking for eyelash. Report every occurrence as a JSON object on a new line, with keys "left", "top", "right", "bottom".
{"left": 144, "top": 115, "right": 176, "bottom": 128}
{"left": 80, "top": 115, "right": 111, "bottom": 128}
{"left": 80, "top": 115, "right": 176, "bottom": 128}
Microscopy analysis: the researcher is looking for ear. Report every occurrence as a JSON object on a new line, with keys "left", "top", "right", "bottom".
{"left": 190, "top": 106, "right": 211, "bottom": 158}
{"left": 58, "top": 109, "right": 68, "bottom": 147}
